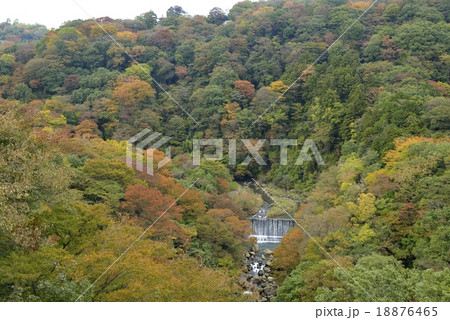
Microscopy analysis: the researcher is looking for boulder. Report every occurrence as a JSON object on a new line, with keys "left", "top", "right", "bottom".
{"left": 238, "top": 275, "right": 247, "bottom": 286}
{"left": 263, "top": 286, "right": 277, "bottom": 297}
{"left": 243, "top": 281, "right": 252, "bottom": 290}
{"left": 264, "top": 249, "right": 273, "bottom": 255}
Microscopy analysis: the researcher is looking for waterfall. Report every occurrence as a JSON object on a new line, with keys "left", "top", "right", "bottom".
{"left": 249, "top": 218, "right": 295, "bottom": 243}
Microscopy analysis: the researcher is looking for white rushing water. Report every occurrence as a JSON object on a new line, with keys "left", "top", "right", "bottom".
{"left": 243, "top": 199, "right": 299, "bottom": 300}
{"left": 249, "top": 202, "right": 295, "bottom": 244}
{"left": 250, "top": 235, "right": 283, "bottom": 243}
{"left": 249, "top": 218, "right": 296, "bottom": 243}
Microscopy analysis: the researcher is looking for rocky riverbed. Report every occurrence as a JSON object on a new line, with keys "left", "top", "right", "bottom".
{"left": 240, "top": 243, "right": 278, "bottom": 302}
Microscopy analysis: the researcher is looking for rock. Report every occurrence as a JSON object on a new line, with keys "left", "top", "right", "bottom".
{"left": 267, "top": 277, "right": 274, "bottom": 282}
{"left": 243, "top": 281, "right": 252, "bottom": 290}
{"left": 263, "top": 286, "right": 277, "bottom": 297}
{"left": 251, "top": 243, "right": 259, "bottom": 252}
{"left": 264, "top": 249, "right": 273, "bottom": 255}
{"left": 249, "top": 251, "right": 255, "bottom": 256}
{"left": 246, "top": 273, "right": 253, "bottom": 280}
{"left": 238, "top": 275, "right": 247, "bottom": 286}
{"left": 258, "top": 270, "right": 264, "bottom": 276}
{"left": 245, "top": 252, "right": 250, "bottom": 258}
{"left": 265, "top": 260, "right": 273, "bottom": 267}
{"left": 263, "top": 267, "right": 271, "bottom": 273}
{"left": 261, "top": 254, "right": 266, "bottom": 260}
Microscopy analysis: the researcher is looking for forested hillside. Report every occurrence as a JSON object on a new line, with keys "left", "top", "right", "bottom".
{"left": 0, "top": 0, "right": 449, "bottom": 301}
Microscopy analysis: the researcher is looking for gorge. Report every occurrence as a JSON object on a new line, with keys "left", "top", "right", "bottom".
{"left": 241, "top": 201, "right": 297, "bottom": 301}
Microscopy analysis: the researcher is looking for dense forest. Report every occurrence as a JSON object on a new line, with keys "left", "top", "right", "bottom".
{"left": 0, "top": 0, "right": 449, "bottom": 302}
